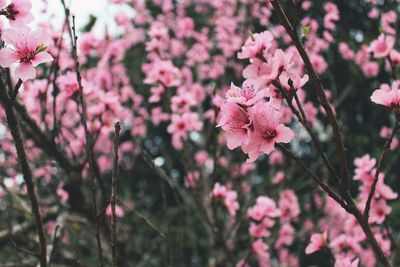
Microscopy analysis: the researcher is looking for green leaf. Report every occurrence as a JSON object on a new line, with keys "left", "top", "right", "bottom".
{"left": 35, "top": 44, "right": 47, "bottom": 54}
{"left": 301, "top": 25, "right": 311, "bottom": 39}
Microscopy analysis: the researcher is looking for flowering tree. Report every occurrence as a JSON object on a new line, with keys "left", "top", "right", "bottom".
{"left": 0, "top": 0, "right": 399, "bottom": 266}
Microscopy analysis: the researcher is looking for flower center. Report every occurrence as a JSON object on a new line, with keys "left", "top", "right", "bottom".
{"left": 262, "top": 129, "right": 277, "bottom": 140}
{"left": 177, "top": 122, "right": 186, "bottom": 130}
{"left": 5, "top": 4, "right": 19, "bottom": 20}
{"left": 18, "top": 50, "right": 36, "bottom": 63}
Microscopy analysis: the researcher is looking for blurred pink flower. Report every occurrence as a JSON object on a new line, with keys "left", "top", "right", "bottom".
{"left": 371, "top": 81, "right": 400, "bottom": 108}
{"left": 368, "top": 34, "right": 395, "bottom": 58}
{"left": 305, "top": 232, "right": 328, "bottom": 254}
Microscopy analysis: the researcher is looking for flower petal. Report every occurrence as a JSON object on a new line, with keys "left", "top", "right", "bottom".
{"left": 15, "top": 62, "right": 36, "bottom": 81}
{"left": 0, "top": 47, "right": 18, "bottom": 67}
{"left": 276, "top": 124, "right": 294, "bottom": 143}
{"left": 32, "top": 51, "right": 53, "bottom": 67}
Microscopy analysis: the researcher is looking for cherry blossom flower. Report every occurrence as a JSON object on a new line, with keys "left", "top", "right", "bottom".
{"left": 305, "top": 232, "right": 328, "bottom": 254}
{"left": 106, "top": 204, "right": 125, "bottom": 218}
{"left": 143, "top": 60, "right": 181, "bottom": 87}
{"left": 368, "top": 34, "right": 395, "bottom": 58}
{"left": 0, "top": 0, "right": 34, "bottom": 26}
{"left": 185, "top": 171, "right": 200, "bottom": 188}
{"left": 0, "top": 28, "right": 53, "bottom": 81}
{"left": 211, "top": 183, "right": 239, "bottom": 217}
{"left": 226, "top": 79, "right": 267, "bottom": 106}
{"left": 217, "top": 102, "right": 250, "bottom": 150}
{"left": 252, "top": 239, "right": 271, "bottom": 267}
{"left": 237, "top": 30, "right": 274, "bottom": 59}
{"left": 371, "top": 81, "right": 400, "bottom": 108}
{"left": 247, "top": 196, "right": 280, "bottom": 221}
{"left": 242, "top": 101, "right": 294, "bottom": 162}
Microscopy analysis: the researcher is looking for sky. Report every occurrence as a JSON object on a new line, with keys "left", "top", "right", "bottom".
{"left": 32, "top": 0, "right": 131, "bottom": 34}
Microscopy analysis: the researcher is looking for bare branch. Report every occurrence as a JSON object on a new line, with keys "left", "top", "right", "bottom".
{"left": 111, "top": 122, "right": 121, "bottom": 267}
{"left": 0, "top": 77, "right": 48, "bottom": 267}
{"left": 363, "top": 120, "right": 400, "bottom": 219}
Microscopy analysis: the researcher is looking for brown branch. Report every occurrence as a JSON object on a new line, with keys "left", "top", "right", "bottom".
{"left": 0, "top": 78, "right": 48, "bottom": 267}
{"left": 274, "top": 80, "right": 340, "bottom": 183}
{"left": 276, "top": 144, "right": 349, "bottom": 211}
{"left": 352, "top": 209, "right": 392, "bottom": 267}
{"left": 0, "top": 207, "right": 58, "bottom": 246}
{"left": 363, "top": 120, "right": 400, "bottom": 220}
{"left": 10, "top": 79, "right": 22, "bottom": 102}
{"left": 70, "top": 14, "right": 104, "bottom": 266}
{"left": 59, "top": 1, "right": 104, "bottom": 264}
{"left": 119, "top": 201, "right": 168, "bottom": 242}
{"left": 111, "top": 122, "right": 121, "bottom": 267}
{"left": 49, "top": 224, "right": 60, "bottom": 265}
{"left": 9, "top": 237, "right": 39, "bottom": 259}
{"left": 13, "top": 101, "right": 81, "bottom": 173}
{"left": 270, "top": 0, "right": 350, "bottom": 186}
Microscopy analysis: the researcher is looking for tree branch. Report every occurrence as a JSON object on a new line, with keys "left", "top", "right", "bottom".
{"left": 363, "top": 120, "right": 400, "bottom": 220}
{"left": 0, "top": 78, "right": 48, "bottom": 267}
{"left": 111, "top": 122, "right": 121, "bottom": 267}
{"left": 270, "top": 0, "right": 350, "bottom": 186}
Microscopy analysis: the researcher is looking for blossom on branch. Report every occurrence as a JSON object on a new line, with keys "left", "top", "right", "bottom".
{"left": 0, "top": 28, "right": 53, "bottom": 81}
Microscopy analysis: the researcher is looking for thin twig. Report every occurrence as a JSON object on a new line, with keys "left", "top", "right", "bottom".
{"left": 270, "top": 0, "right": 350, "bottom": 186}
{"left": 13, "top": 101, "right": 82, "bottom": 173}
{"left": 274, "top": 80, "right": 339, "bottom": 183}
{"left": 9, "top": 236, "right": 39, "bottom": 258}
{"left": 363, "top": 120, "right": 400, "bottom": 220}
{"left": 111, "top": 122, "right": 121, "bottom": 267}
{"left": 10, "top": 79, "right": 22, "bottom": 102}
{"left": 60, "top": 4, "right": 104, "bottom": 265}
{"left": 119, "top": 201, "right": 168, "bottom": 243}
{"left": 276, "top": 144, "right": 349, "bottom": 212}
{"left": 49, "top": 225, "right": 60, "bottom": 266}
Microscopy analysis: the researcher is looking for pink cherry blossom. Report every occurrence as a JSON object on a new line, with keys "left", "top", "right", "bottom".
{"left": 185, "top": 171, "right": 200, "bottom": 188}
{"left": 56, "top": 183, "right": 69, "bottom": 205}
{"left": 143, "top": 60, "right": 181, "bottom": 87}
{"left": 247, "top": 196, "right": 280, "bottom": 221}
{"left": 212, "top": 182, "right": 227, "bottom": 198}
{"left": 1, "top": 0, "right": 34, "bottom": 26}
{"left": 226, "top": 79, "right": 266, "bottom": 106}
{"left": 217, "top": 102, "right": 250, "bottom": 150}
{"left": 106, "top": 204, "right": 125, "bottom": 218}
{"left": 305, "top": 232, "right": 328, "bottom": 254}
{"left": 368, "top": 34, "right": 395, "bottom": 58}
{"left": 224, "top": 190, "right": 240, "bottom": 217}
{"left": 252, "top": 239, "right": 271, "bottom": 267}
{"left": 0, "top": 28, "right": 53, "bottom": 81}
{"left": 237, "top": 30, "right": 274, "bottom": 59}
{"left": 211, "top": 183, "right": 239, "bottom": 217}
{"left": 371, "top": 81, "right": 400, "bottom": 108}
{"left": 242, "top": 101, "right": 294, "bottom": 162}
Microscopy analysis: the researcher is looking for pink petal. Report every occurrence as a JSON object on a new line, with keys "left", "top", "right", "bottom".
{"left": 0, "top": 47, "right": 18, "bottom": 67}
{"left": 260, "top": 140, "right": 275, "bottom": 155}
{"left": 226, "top": 131, "right": 246, "bottom": 150}
{"left": 371, "top": 90, "right": 391, "bottom": 107}
{"left": 15, "top": 62, "right": 36, "bottom": 81}
{"left": 2, "top": 28, "right": 21, "bottom": 46}
{"left": 0, "top": 0, "right": 8, "bottom": 9}
{"left": 276, "top": 124, "right": 295, "bottom": 143}
{"left": 32, "top": 51, "right": 53, "bottom": 67}
{"left": 305, "top": 244, "right": 317, "bottom": 254}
